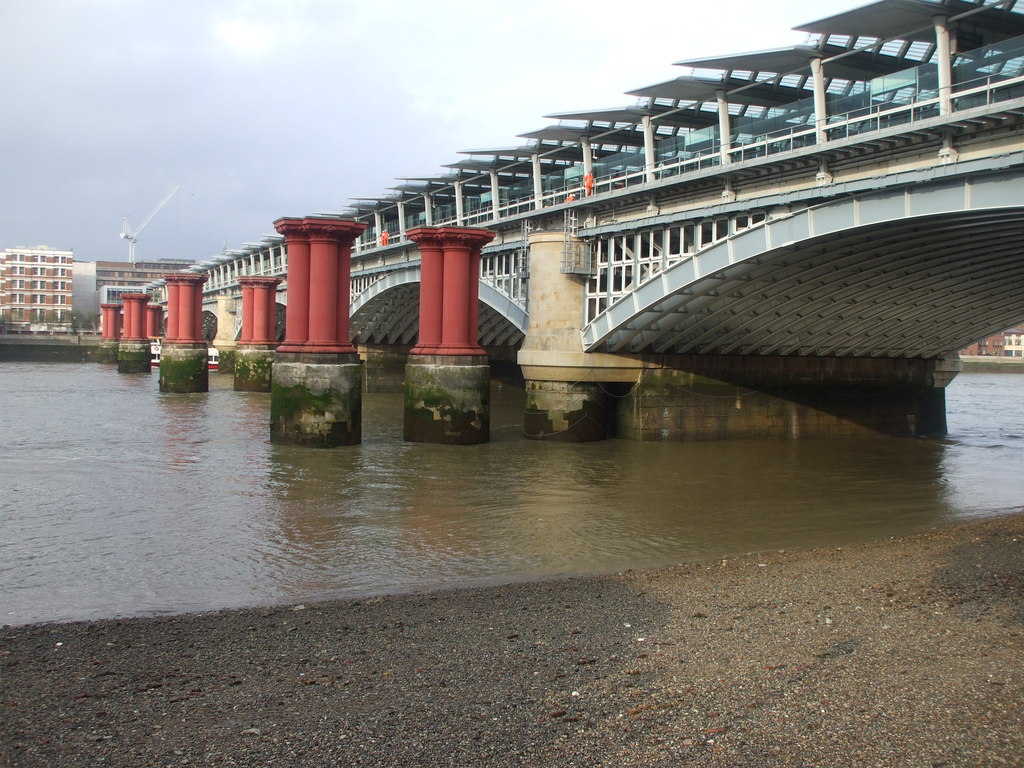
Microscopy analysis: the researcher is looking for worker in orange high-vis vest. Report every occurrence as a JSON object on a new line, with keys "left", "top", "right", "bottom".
{"left": 380, "top": 230, "right": 389, "bottom": 246}
{"left": 584, "top": 172, "right": 594, "bottom": 197}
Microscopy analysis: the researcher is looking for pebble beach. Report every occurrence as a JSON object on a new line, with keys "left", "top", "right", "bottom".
{"left": 3, "top": 511, "right": 1022, "bottom": 767}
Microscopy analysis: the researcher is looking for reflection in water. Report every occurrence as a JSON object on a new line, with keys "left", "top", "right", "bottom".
{"left": 0, "top": 363, "right": 1020, "bottom": 625}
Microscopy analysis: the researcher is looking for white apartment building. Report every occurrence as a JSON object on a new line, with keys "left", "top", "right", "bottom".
{"left": 1, "top": 245, "right": 75, "bottom": 331}
{"left": 1004, "top": 328, "right": 1024, "bottom": 358}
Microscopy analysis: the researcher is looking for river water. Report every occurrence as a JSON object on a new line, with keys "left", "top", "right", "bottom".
{"left": 1, "top": 363, "right": 1021, "bottom": 626}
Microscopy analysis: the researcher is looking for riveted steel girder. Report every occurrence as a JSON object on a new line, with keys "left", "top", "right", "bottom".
{"left": 582, "top": 167, "right": 1024, "bottom": 358}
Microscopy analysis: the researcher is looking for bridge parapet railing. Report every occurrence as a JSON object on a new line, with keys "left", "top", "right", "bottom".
{"left": 584, "top": 35, "right": 1024, "bottom": 196}
{"left": 350, "top": 270, "right": 389, "bottom": 301}
{"left": 582, "top": 210, "right": 769, "bottom": 324}
{"left": 480, "top": 247, "right": 529, "bottom": 311}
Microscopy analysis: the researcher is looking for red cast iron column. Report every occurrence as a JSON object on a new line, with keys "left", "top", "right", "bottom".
{"left": 175, "top": 277, "right": 191, "bottom": 341}
{"left": 146, "top": 305, "right": 163, "bottom": 338}
{"left": 468, "top": 241, "right": 483, "bottom": 349}
{"left": 193, "top": 281, "right": 204, "bottom": 342}
{"left": 441, "top": 238, "right": 473, "bottom": 352}
{"left": 163, "top": 274, "right": 208, "bottom": 343}
{"left": 238, "top": 276, "right": 281, "bottom": 345}
{"left": 302, "top": 218, "right": 365, "bottom": 354}
{"left": 164, "top": 281, "right": 180, "bottom": 340}
{"left": 306, "top": 227, "right": 342, "bottom": 351}
{"left": 257, "top": 278, "right": 282, "bottom": 344}
{"left": 407, "top": 228, "right": 445, "bottom": 355}
{"left": 100, "top": 303, "right": 122, "bottom": 340}
{"left": 239, "top": 280, "right": 255, "bottom": 344}
{"left": 334, "top": 226, "right": 358, "bottom": 350}
{"left": 274, "top": 218, "right": 311, "bottom": 353}
{"left": 436, "top": 228, "right": 495, "bottom": 355}
{"left": 120, "top": 294, "right": 150, "bottom": 341}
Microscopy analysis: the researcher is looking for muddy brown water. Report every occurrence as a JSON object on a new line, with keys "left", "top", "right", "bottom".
{"left": 1, "top": 363, "right": 1021, "bottom": 626}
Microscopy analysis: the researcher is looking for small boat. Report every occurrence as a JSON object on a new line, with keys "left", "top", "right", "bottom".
{"left": 150, "top": 340, "right": 219, "bottom": 370}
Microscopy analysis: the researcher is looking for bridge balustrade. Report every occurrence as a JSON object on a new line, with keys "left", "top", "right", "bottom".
{"left": 479, "top": 249, "right": 528, "bottom": 309}
{"left": 584, "top": 211, "right": 767, "bottom": 323}
{"left": 350, "top": 272, "right": 385, "bottom": 300}
{"left": 533, "top": 33, "right": 1024, "bottom": 203}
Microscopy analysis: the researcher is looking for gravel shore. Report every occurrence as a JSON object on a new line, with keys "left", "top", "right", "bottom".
{"left": 3, "top": 512, "right": 1023, "bottom": 767}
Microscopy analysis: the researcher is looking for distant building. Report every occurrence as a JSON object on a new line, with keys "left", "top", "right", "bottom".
{"left": 1, "top": 251, "right": 195, "bottom": 332}
{"left": 72, "top": 261, "right": 97, "bottom": 322}
{"left": 93, "top": 259, "right": 195, "bottom": 297}
{"left": 0, "top": 245, "right": 75, "bottom": 331}
{"left": 76, "top": 258, "right": 195, "bottom": 323}
{"left": 961, "top": 325, "right": 1024, "bottom": 357}
{"left": 1004, "top": 328, "right": 1024, "bottom": 358}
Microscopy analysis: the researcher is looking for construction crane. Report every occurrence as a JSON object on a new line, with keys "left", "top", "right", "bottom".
{"left": 120, "top": 185, "right": 180, "bottom": 264}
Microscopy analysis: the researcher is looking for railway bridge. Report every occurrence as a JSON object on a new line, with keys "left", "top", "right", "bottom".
{"left": 149, "top": 0, "right": 1024, "bottom": 443}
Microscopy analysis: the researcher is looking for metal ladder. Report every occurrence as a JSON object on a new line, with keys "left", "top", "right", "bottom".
{"left": 561, "top": 208, "right": 593, "bottom": 275}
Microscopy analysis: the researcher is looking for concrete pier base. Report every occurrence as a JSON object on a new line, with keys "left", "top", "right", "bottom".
{"left": 271, "top": 354, "right": 363, "bottom": 447}
{"left": 615, "top": 355, "right": 960, "bottom": 441}
{"left": 159, "top": 343, "right": 209, "bottom": 393}
{"left": 404, "top": 355, "right": 489, "bottom": 445}
{"left": 234, "top": 346, "right": 276, "bottom": 392}
{"left": 116, "top": 340, "right": 151, "bottom": 374}
{"left": 524, "top": 380, "right": 614, "bottom": 442}
{"left": 97, "top": 339, "right": 119, "bottom": 364}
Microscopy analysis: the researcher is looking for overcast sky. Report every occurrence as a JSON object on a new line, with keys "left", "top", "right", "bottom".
{"left": 1, "top": 0, "right": 863, "bottom": 264}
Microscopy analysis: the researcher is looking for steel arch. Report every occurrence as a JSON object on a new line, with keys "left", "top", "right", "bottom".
{"left": 582, "top": 170, "right": 1024, "bottom": 358}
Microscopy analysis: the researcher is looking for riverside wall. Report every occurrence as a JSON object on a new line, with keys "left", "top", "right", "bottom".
{"left": 0, "top": 334, "right": 102, "bottom": 362}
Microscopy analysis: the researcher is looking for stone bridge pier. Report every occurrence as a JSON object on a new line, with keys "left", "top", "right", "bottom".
{"left": 518, "top": 231, "right": 962, "bottom": 442}
{"left": 271, "top": 216, "right": 366, "bottom": 447}
{"left": 517, "top": 232, "right": 632, "bottom": 441}
{"left": 117, "top": 294, "right": 151, "bottom": 374}
{"left": 98, "top": 302, "right": 122, "bottom": 364}
{"left": 161, "top": 273, "right": 209, "bottom": 393}
{"left": 234, "top": 276, "right": 281, "bottom": 392}
{"left": 404, "top": 226, "right": 495, "bottom": 445}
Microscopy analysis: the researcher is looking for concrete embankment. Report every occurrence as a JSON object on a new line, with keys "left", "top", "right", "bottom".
{"left": 960, "top": 355, "right": 1024, "bottom": 373}
{"left": 2, "top": 512, "right": 1022, "bottom": 767}
{"left": 0, "top": 334, "right": 102, "bottom": 362}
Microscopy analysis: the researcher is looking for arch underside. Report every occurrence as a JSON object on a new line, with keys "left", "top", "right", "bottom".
{"left": 350, "top": 277, "right": 526, "bottom": 348}
{"left": 586, "top": 207, "right": 1024, "bottom": 358}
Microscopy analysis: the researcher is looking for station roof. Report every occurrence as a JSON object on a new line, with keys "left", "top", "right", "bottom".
{"left": 346, "top": 198, "right": 400, "bottom": 214}
{"left": 676, "top": 44, "right": 914, "bottom": 80}
{"left": 299, "top": 0, "right": 1024, "bottom": 232}
{"left": 398, "top": 172, "right": 496, "bottom": 193}
{"left": 458, "top": 145, "right": 537, "bottom": 159}
{"left": 519, "top": 123, "right": 651, "bottom": 149}
{"left": 517, "top": 125, "right": 593, "bottom": 143}
{"left": 458, "top": 145, "right": 581, "bottom": 169}
{"left": 444, "top": 158, "right": 505, "bottom": 172}
{"left": 543, "top": 106, "right": 653, "bottom": 124}
{"left": 627, "top": 75, "right": 811, "bottom": 107}
{"left": 796, "top": 0, "right": 1024, "bottom": 44}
